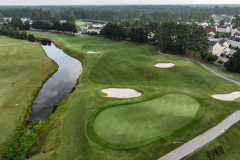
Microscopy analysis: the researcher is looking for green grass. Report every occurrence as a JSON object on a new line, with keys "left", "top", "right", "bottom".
{"left": 95, "top": 94, "right": 200, "bottom": 145}
{"left": 213, "top": 18, "right": 221, "bottom": 22}
{"left": 207, "top": 64, "right": 240, "bottom": 83}
{"left": 0, "top": 36, "right": 55, "bottom": 150}
{"left": 80, "top": 19, "right": 109, "bottom": 23}
{"left": 60, "top": 20, "right": 91, "bottom": 29}
{"left": 26, "top": 31, "right": 240, "bottom": 160}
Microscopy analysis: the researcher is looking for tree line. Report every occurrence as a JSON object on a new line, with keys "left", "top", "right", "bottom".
{"left": 1, "top": 5, "right": 240, "bottom": 23}
{"left": 32, "top": 21, "right": 77, "bottom": 34}
{"left": 101, "top": 21, "right": 217, "bottom": 62}
{"left": 0, "top": 25, "right": 29, "bottom": 40}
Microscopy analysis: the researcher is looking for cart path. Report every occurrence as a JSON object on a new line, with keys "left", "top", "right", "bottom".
{"left": 157, "top": 50, "right": 240, "bottom": 160}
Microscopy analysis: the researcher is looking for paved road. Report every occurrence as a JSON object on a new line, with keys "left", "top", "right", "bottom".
{"left": 157, "top": 50, "right": 240, "bottom": 160}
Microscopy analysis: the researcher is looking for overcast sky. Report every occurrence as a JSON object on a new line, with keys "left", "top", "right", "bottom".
{"left": 0, "top": 0, "right": 240, "bottom": 5}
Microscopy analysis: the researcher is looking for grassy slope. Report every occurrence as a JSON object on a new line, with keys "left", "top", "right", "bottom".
{"left": 27, "top": 31, "right": 240, "bottom": 160}
{"left": 0, "top": 36, "right": 55, "bottom": 150}
{"left": 207, "top": 64, "right": 240, "bottom": 83}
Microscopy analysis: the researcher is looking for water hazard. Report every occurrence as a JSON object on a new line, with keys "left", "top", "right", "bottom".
{"left": 30, "top": 41, "right": 82, "bottom": 121}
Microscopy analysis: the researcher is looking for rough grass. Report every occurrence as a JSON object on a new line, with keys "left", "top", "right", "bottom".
{"left": 206, "top": 64, "right": 240, "bottom": 83}
{"left": 0, "top": 36, "right": 55, "bottom": 150}
{"left": 27, "top": 31, "right": 240, "bottom": 160}
{"left": 95, "top": 94, "right": 200, "bottom": 145}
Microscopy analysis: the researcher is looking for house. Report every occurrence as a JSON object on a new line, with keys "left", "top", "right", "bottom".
{"left": 209, "top": 41, "right": 230, "bottom": 55}
{"left": 80, "top": 23, "right": 105, "bottom": 33}
{"left": 212, "top": 14, "right": 226, "bottom": 19}
{"left": 4, "top": 17, "right": 12, "bottom": 22}
{"left": 227, "top": 36, "right": 240, "bottom": 49}
{"left": 221, "top": 16, "right": 231, "bottom": 24}
{"left": 233, "top": 32, "right": 240, "bottom": 37}
{"left": 87, "top": 25, "right": 104, "bottom": 34}
{"left": 216, "top": 25, "right": 232, "bottom": 32}
{"left": 200, "top": 22, "right": 209, "bottom": 27}
{"left": 231, "top": 27, "right": 240, "bottom": 36}
{"left": 205, "top": 28, "right": 216, "bottom": 37}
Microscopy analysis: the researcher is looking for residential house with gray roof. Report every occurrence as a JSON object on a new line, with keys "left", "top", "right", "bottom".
{"left": 209, "top": 40, "right": 230, "bottom": 55}
{"left": 227, "top": 35, "right": 240, "bottom": 49}
{"left": 231, "top": 27, "right": 240, "bottom": 36}
{"left": 216, "top": 25, "right": 232, "bottom": 33}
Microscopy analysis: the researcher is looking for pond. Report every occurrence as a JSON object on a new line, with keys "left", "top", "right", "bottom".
{"left": 30, "top": 41, "right": 82, "bottom": 121}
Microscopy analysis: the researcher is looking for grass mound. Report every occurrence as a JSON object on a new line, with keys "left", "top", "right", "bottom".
{"left": 94, "top": 94, "right": 200, "bottom": 145}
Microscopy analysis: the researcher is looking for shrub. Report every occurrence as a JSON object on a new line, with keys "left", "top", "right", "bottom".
{"left": 28, "top": 34, "right": 35, "bottom": 42}
{"left": 200, "top": 52, "right": 207, "bottom": 59}
{"left": 220, "top": 53, "right": 226, "bottom": 57}
{"left": 217, "top": 59, "right": 224, "bottom": 64}
{"left": 19, "top": 31, "right": 28, "bottom": 40}
{"left": 206, "top": 146, "right": 224, "bottom": 159}
{"left": 206, "top": 53, "right": 218, "bottom": 62}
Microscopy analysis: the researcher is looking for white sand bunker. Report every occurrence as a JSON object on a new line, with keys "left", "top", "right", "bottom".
{"left": 102, "top": 88, "right": 141, "bottom": 98}
{"left": 155, "top": 63, "right": 175, "bottom": 68}
{"left": 87, "top": 51, "right": 100, "bottom": 53}
{"left": 212, "top": 91, "right": 240, "bottom": 101}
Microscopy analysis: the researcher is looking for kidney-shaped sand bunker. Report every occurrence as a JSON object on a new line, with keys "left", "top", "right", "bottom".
{"left": 102, "top": 88, "right": 141, "bottom": 98}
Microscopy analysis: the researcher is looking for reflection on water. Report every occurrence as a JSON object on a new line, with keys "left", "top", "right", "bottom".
{"left": 30, "top": 41, "right": 82, "bottom": 121}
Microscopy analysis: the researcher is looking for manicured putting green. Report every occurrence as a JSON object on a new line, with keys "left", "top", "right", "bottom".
{"left": 94, "top": 94, "right": 200, "bottom": 145}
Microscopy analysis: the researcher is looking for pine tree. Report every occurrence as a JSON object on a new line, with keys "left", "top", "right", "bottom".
{"left": 14, "top": 27, "right": 20, "bottom": 39}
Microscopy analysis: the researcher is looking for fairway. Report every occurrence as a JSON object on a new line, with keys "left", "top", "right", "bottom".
{"left": 26, "top": 31, "right": 240, "bottom": 160}
{"left": 0, "top": 37, "right": 55, "bottom": 150}
{"left": 95, "top": 94, "right": 200, "bottom": 145}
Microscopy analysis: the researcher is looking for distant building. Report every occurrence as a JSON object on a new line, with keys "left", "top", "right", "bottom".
{"left": 80, "top": 23, "right": 106, "bottom": 34}
{"left": 216, "top": 25, "right": 232, "bottom": 33}
{"left": 227, "top": 36, "right": 240, "bottom": 49}
{"left": 205, "top": 28, "right": 217, "bottom": 37}
{"left": 209, "top": 41, "right": 230, "bottom": 55}
{"left": 4, "top": 17, "right": 12, "bottom": 22}
{"left": 231, "top": 27, "right": 240, "bottom": 36}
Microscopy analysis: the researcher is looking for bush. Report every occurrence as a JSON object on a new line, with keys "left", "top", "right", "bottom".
{"left": 28, "top": 34, "right": 35, "bottom": 42}
{"left": 220, "top": 53, "right": 226, "bottom": 57}
{"left": 200, "top": 52, "right": 207, "bottom": 59}
{"left": 206, "top": 146, "right": 224, "bottom": 159}
{"left": 206, "top": 53, "right": 218, "bottom": 62}
{"left": 217, "top": 59, "right": 224, "bottom": 64}
{"left": 224, "top": 49, "right": 240, "bottom": 72}
{"left": 20, "top": 31, "right": 28, "bottom": 40}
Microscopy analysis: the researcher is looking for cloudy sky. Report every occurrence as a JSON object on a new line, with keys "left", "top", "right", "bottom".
{"left": 0, "top": 0, "right": 239, "bottom": 5}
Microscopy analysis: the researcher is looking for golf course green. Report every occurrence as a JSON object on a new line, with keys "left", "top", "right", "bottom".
{"left": 94, "top": 94, "right": 200, "bottom": 145}
{"left": 23, "top": 31, "right": 240, "bottom": 160}
{"left": 0, "top": 36, "right": 56, "bottom": 150}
